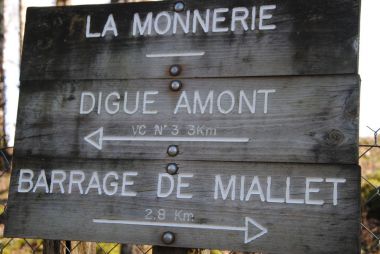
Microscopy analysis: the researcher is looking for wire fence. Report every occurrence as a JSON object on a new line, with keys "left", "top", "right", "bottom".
{"left": 360, "top": 127, "right": 380, "bottom": 254}
{"left": 0, "top": 127, "right": 379, "bottom": 254}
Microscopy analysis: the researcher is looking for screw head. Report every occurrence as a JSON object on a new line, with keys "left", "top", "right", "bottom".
{"left": 166, "top": 163, "right": 179, "bottom": 175}
{"left": 167, "top": 145, "right": 179, "bottom": 157}
{"left": 162, "top": 231, "right": 175, "bottom": 244}
{"left": 174, "top": 1, "right": 185, "bottom": 12}
{"left": 170, "top": 80, "right": 182, "bottom": 91}
{"left": 169, "top": 65, "right": 182, "bottom": 76}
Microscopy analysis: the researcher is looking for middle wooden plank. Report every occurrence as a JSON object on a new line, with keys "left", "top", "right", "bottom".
{"left": 15, "top": 75, "right": 359, "bottom": 164}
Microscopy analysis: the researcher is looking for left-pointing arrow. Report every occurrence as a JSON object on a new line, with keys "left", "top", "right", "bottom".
{"left": 84, "top": 127, "right": 104, "bottom": 150}
{"left": 93, "top": 217, "right": 267, "bottom": 244}
{"left": 84, "top": 127, "right": 251, "bottom": 150}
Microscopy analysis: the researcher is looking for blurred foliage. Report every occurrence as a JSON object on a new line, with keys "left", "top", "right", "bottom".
{"left": 0, "top": 239, "right": 43, "bottom": 254}
{"left": 360, "top": 138, "right": 380, "bottom": 254}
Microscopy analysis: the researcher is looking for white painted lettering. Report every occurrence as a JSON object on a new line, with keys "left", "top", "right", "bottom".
{"left": 101, "top": 14, "right": 118, "bottom": 37}
{"left": 86, "top": 15, "right": 101, "bottom": 38}
{"left": 173, "top": 11, "right": 190, "bottom": 34}
{"left": 68, "top": 170, "right": 85, "bottom": 194}
{"left": 97, "top": 92, "right": 103, "bottom": 115}
{"left": 231, "top": 7, "right": 249, "bottom": 31}
{"left": 154, "top": 12, "right": 172, "bottom": 35}
{"left": 266, "top": 176, "right": 285, "bottom": 203}
{"left": 18, "top": 169, "right": 34, "bottom": 193}
{"left": 285, "top": 177, "right": 304, "bottom": 204}
{"left": 257, "top": 89, "right": 275, "bottom": 114}
{"left": 132, "top": 125, "right": 146, "bottom": 136}
{"left": 214, "top": 175, "right": 236, "bottom": 200}
{"left": 157, "top": 173, "right": 175, "bottom": 198}
{"left": 212, "top": 8, "right": 229, "bottom": 32}
{"left": 80, "top": 92, "right": 96, "bottom": 114}
{"left": 239, "top": 90, "right": 256, "bottom": 114}
{"left": 50, "top": 170, "right": 66, "bottom": 194}
{"left": 326, "top": 178, "right": 346, "bottom": 206}
{"left": 245, "top": 176, "right": 265, "bottom": 201}
{"left": 177, "top": 173, "right": 193, "bottom": 199}
{"left": 143, "top": 91, "right": 158, "bottom": 115}
{"left": 103, "top": 171, "right": 119, "bottom": 196}
{"left": 192, "top": 9, "right": 210, "bottom": 33}
{"left": 121, "top": 172, "right": 138, "bottom": 197}
{"left": 32, "top": 170, "right": 49, "bottom": 193}
{"left": 105, "top": 92, "right": 120, "bottom": 115}
{"left": 174, "top": 91, "right": 191, "bottom": 114}
{"left": 85, "top": 172, "right": 102, "bottom": 195}
{"left": 305, "top": 177, "right": 324, "bottom": 205}
{"left": 251, "top": 7, "right": 257, "bottom": 30}
{"left": 259, "top": 5, "right": 276, "bottom": 30}
{"left": 217, "top": 90, "right": 235, "bottom": 114}
{"left": 123, "top": 92, "right": 140, "bottom": 114}
{"left": 240, "top": 175, "right": 245, "bottom": 201}
{"left": 193, "top": 90, "right": 214, "bottom": 114}
{"left": 133, "top": 12, "right": 153, "bottom": 36}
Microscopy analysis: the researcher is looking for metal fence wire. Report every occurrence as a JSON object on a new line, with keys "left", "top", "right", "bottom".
{"left": 0, "top": 127, "right": 379, "bottom": 254}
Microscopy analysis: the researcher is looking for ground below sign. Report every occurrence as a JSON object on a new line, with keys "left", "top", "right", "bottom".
{"left": 5, "top": 0, "right": 360, "bottom": 253}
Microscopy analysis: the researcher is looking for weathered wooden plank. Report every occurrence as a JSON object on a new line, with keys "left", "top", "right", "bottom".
{"left": 5, "top": 158, "right": 360, "bottom": 253}
{"left": 15, "top": 75, "right": 359, "bottom": 164}
{"left": 20, "top": 0, "right": 359, "bottom": 80}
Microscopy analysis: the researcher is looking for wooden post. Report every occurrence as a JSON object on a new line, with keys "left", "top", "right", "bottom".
{"left": 70, "top": 241, "right": 96, "bottom": 254}
{"left": 43, "top": 240, "right": 63, "bottom": 254}
{"left": 120, "top": 244, "right": 139, "bottom": 254}
{"left": 152, "top": 246, "right": 188, "bottom": 254}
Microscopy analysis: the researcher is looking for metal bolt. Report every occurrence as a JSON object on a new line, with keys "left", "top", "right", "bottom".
{"left": 174, "top": 1, "right": 185, "bottom": 12}
{"left": 167, "top": 145, "right": 179, "bottom": 157}
{"left": 169, "top": 65, "right": 182, "bottom": 76}
{"left": 166, "top": 163, "right": 179, "bottom": 175}
{"left": 162, "top": 231, "right": 175, "bottom": 244}
{"left": 170, "top": 80, "right": 182, "bottom": 91}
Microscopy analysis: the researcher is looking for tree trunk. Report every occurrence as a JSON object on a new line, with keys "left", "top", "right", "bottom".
{"left": 43, "top": 240, "right": 64, "bottom": 254}
{"left": 70, "top": 241, "right": 96, "bottom": 254}
{"left": 153, "top": 246, "right": 189, "bottom": 254}
{"left": 0, "top": 0, "right": 5, "bottom": 150}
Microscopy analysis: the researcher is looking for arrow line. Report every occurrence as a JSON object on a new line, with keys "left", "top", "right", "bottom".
{"left": 146, "top": 52, "right": 205, "bottom": 58}
{"left": 84, "top": 127, "right": 250, "bottom": 150}
{"left": 93, "top": 219, "right": 245, "bottom": 231}
{"left": 103, "top": 136, "right": 250, "bottom": 143}
{"left": 92, "top": 217, "right": 267, "bottom": 244}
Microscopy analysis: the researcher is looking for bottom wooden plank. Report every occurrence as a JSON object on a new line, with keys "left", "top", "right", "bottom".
{"left": 5, "top": 158, "right": 360, "bottom": 253}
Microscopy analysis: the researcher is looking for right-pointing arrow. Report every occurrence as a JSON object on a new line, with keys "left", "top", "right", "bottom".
{"left": 93, "top": 216, "right": 267, "bottom": 244}
{"left": 245, "top": 217, "right": 268, "bottom": 244}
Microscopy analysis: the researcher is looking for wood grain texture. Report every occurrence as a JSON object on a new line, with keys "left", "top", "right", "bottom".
{"left": 5, "top": 158, "right": 360, "bottom": 253}
{"left": 20, "top": 0, "right": 359, "bottom": 80}
{"left": 15, "top": 75, "right": 359, "bottom": 164}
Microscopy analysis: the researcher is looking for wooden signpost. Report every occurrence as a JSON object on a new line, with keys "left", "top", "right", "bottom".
{"left": 5, "top": 0, "right": 361, "bottom": 253}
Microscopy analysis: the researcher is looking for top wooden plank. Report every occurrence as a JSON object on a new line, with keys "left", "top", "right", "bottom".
{"left": 20, "top": 0, "right": 360, "bottom": 80}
